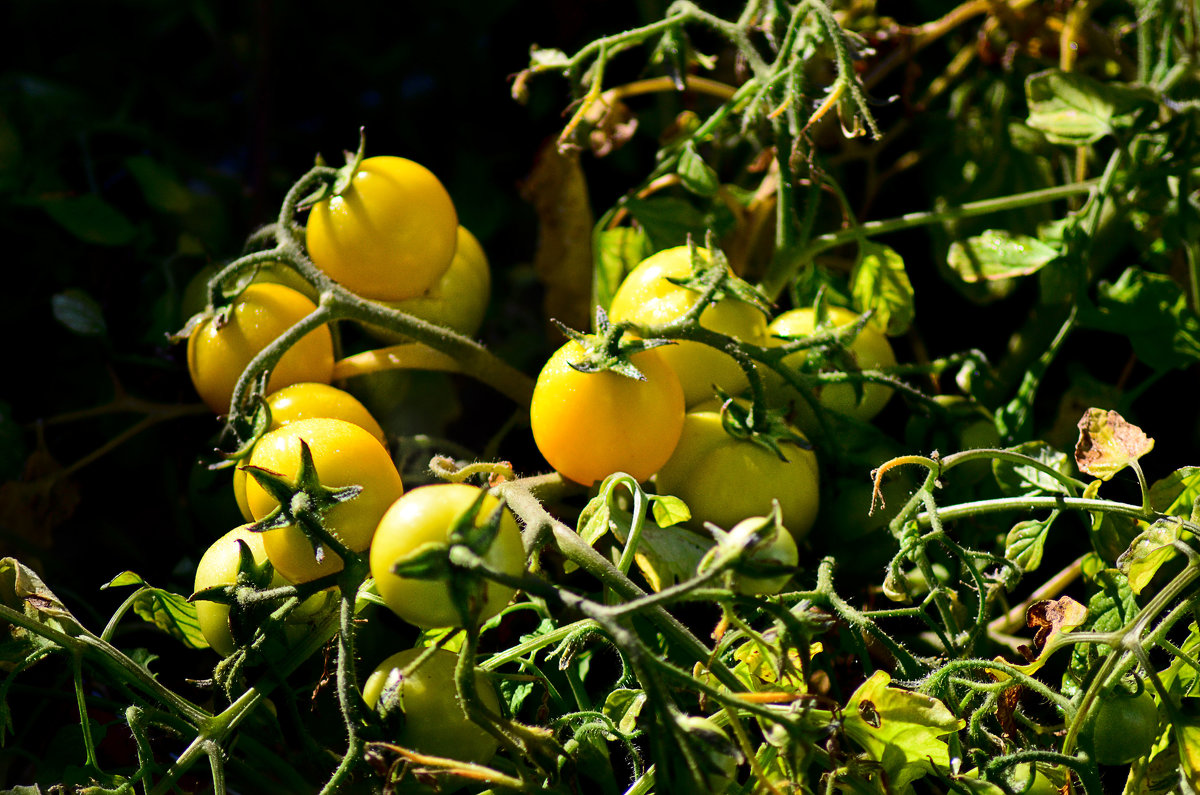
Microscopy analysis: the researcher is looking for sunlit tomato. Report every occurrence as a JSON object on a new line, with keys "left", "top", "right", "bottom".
{"left": 305, "top": 155, "right": 458, "bottom": 301}
{"left": 723, "top": 515, "right": 799, "bottom": 595}
{"left": 530, "top": 340, "right": 685, "bottom": 485}
{"left": 186, "top": 283, "right": 334, "bottom": 414}
{"left": 244, "top": 418, "right": 404, "bottom": 583}
{"left": 363, "top": 225, "right": 491, "bottom": 343}
{"left": 1080, "top": 684, "right": 1158, "bottom": 765}
{"left": 362, "top": 646, "right": 502, "bottom": 764}
{"left": 608, "top": 246, "right": 769, "bottom": 406}
{"left": 232, "top": 383, "right": 387, "bottom": 522}
{"left": 181, "top": 261, "right": 318, "bottom": 321}
{"left": 655, "top": 401, "right": 820, "bottom": 541}
{"left": 370, "top": 484, "right": 525, "bottom": 628}
{"left": 766, "top": 305, "right": 897, "bottom": 423}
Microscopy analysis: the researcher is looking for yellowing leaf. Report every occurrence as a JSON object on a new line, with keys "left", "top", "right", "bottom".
{"left": 1074, "top": 408, "right": 1154, "bottom": 481}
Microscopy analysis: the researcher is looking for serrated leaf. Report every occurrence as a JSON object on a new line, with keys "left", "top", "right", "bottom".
{"left": 993, "top": 441, "right": 1074, "bottom": 496}
{"left": 41, "top": 194, "right": 137, "bottom": 246}
{"left": 650, "top": 494, "right": 690, "bottom": 528}
{"left": 51, "top": 289, "right": 106, "bottom": 338}
{"left": 1005, "top": 514, "right": 1056, "bottom": 573}
{"left": 103, "top": 571, "right": 208, "bottom": 649}
{"left": 1062, "top": 569, "right": 1137, "bottom": 698}
{"left": 946, "top": 230, "right": 1059, "bottom": 283}
{"left": 850, "top": 241, "right": 914, "bottom": 336}
{"left": 1117, "top": 518, "right": 1187, "bottom": 594}
{"left": 1026, "top": 69, "right": 1156, "bottom": 145}
{"left": 1075, "top": 408, "right": 1154, "bottom": 481}
{"left": 676, "top": 141, "right": 719, "bottom": 197}
{"left": 1086, "top": 477, "right": 1143, "bottom": 565}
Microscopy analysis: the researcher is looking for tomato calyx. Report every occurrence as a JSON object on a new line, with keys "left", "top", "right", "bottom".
{"left": 716, "top": 393, "right": 812, "bottom": 463}
{"left": 699, "top": 501, "right": 796, "bottom": 587}
{"left": 298, "top": 129, "right": 368, "bottom": 210}
{"left": 664, "top": 237, "right": 772, "bottom": 321}
{"left": 241, "top": 439, "right": 364, "bottom": 565}
{"left": 553, "top": 306, "right": 675, "bottom": 381}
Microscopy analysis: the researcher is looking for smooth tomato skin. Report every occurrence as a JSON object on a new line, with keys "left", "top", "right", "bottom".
{"left": 655, "top": 403, "right": 820, "bottom": 541}
{"left": 193, "top": 525, "right": 283, "bottom": 657}
{"left": 362, "top": 647, "right": 502, "bottom": 764}
{"left": 766, "top": 306, "right": 897, "bottom": 423}
{"left": 187, "top": 283, "right": 335, "bottom": 414}
{"left": 245, "top": 418, "right": 404, "bottom": 583}
{"left": 530, "top": 341, "right": 685, "bottom": 486}
{"left": 608, "top": 246, "right": 768, "bottom": 407}
{"left": 364, "top": 225, "right": 491, "bottom": 343}
{"left": 1081, "top": 686, "right": 1158, "bottom": 765}
{"left": 370, "top": 484, "right": 525, "bottom": 629}
{"left": 181, "top": 261, "right": 318, "bottom": 321}
{"left": 305, "top": 156, "right": 458, "bottom": 301}
{"left": 725, "top": 516, "right": 799, "bottom": 595}
{"left": 233, "top": 383, "right": 387, "bottom": 522}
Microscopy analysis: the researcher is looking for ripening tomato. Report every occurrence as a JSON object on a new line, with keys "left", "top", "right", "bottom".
{"left": 305, "top": 156, "right": 458, "bottom": 301}
{"left": 655, "top": 401, "right": 820, "bottom": 541}
{"left": 370, "top": 484, "right": 525, "bottom": 629}
{"left": 766, "top": 305, "right": 897, "bottom": 423}
{"left": 530, "top": 340, "right": 685, "bottom": 485}
{"left": 232, "top": 383, "right": 387, "bottom": 522}
{"left": 363, "top": 225, "right": 491, "bottom": 343}
{"left": 608, "top": 246, "right": 768, "bottom": 406}
{"left": 362, "top": 647, "right": 502, "bottom": 764}
{"left": 244, "top": 418, "right": 403, "bottom": 583}
{"left": 186, "top": 283, "right": 335, "bottom": 415}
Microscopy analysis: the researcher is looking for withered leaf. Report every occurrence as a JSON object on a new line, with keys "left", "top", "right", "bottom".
{"left": 1075, "top": 408, "right": 1154, "bottom": 481}
{"left": 1026, "top": 596, "right": 1088, "bottom": 650}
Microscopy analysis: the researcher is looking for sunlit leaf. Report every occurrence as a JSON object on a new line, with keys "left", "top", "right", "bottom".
{"left": 603, "top": 688, "right": 646, "bottom": 735}
{"left": 1005, "top": 514, "right": 1056, "bottom": 574}
{"left": 1026, "top": 70, "right": 1156, "bottom": 145}
{"left": 992, "top": 441, "right": 1074, "bottom": 496}
{"left": 947, "top": 230, "right": 1059, "bottom": 283}
{"left": 611, "top": 520, "right": 713, "bottom": 592}
{"left": 1074, "top": 408, "right": 1154, "bottom": 481}
{"left": 1174, "top": 709, "right": 1200, "bottom": 790}
{"left": 650, "top": 494, "right": 690, "bottom": 528}
{"left": 850, "top": 241, "right": 914, "bottom": 336}
{"left": 1150, "top": 467, "right": 1200, "bottom": 517}
{"left": 594, "top": 226, "right": 653, "bottom": 314}
{"left": 1117, "top": 517, "right": 1187, "bottom": 594}
{"left": 102, "top": 571, "right": 208, "bottom": 649}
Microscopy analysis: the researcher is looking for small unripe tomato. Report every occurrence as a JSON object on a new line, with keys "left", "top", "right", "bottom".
{"left": 245, "top": 418, "right": 404, "bottom": 583}
{"left": 363, "top": 225, "right": 491, "bottom": 343}
{"left": 1079, "top": 684, "right": 1158, "bottom": 765}
{"left": 305, "top": 156, "right": 458, "bottom": 301}
{"left": 723, "top": 514, "right": 799, "bottom": 595}
{"left": 362, "top": 647, "right": 502, "bottom": 764}
{"left": 186, "top": 283, "right": 335, "bottom": 414}
{"left": 370, "top": 484, "right": 525, "bottom": 629}
{"left": 193, "top": 525, "right": 281, "bottom": 657}
{"left": 766, "top": 306, "right": 896, "bottom": 424}
{"left": 608, "top": 246, "right": 769, "bottom": 407}
{"left": 232, "top": 383, "right": 387, "bottom": 522}
{"left": 655, "top": 402, "right": 820, "bottom": 541}
{"left": 530, "top": 340, "right": 685, "bottom": 486}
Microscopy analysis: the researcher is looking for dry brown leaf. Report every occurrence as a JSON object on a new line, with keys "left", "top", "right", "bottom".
{"left": 1075, "top": 408, "right": 1154, "bottom": 481}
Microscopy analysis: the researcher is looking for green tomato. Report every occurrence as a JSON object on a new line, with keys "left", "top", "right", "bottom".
{"left": 361, "top": 646, "right": 502, "bottom": 764}
{"left": 608, "top": 246, "right": 768, "bottom": 407}
{"left": 722, "top": 513, "right": 799, "bottom": 595}
{"left": 1079, "top": 684, "right": 1158, "bottom": 765}
{"left": 766, "top": 305, "right": 897, "bottom": 424}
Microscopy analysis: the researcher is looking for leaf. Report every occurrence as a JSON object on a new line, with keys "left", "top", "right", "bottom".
{"left": 1025, "top": 596, "right": 1088, "bottom": 651}
{"left": 1062, "top": 569, "right": 1137, "bottom": 698}
{"left": 1025, "top": 69, "right": 1156, "bottom": 145}
{"left": 125, "top": 155, "right": 191, "bottom": 213}
{"left": 1117, "top": 517, "right": 1187, "bottom": 594}
{"left": 1151, "top": 467, "right": 1200, "bottom": 517}
{"left": 51, "top": 289, "right": 107, "bottom": 338}
{"left": 649, "top": 494, "right": 691, "bottom": 528}
{"left": 946, "top": 230, "right": 1059, "bottom": 283}
{"left": 610, "top": 519, "right": 713, "bottom": 592}
{"left": 1005, "top": 514, "right": 1056, "bottom": 574}
{"left": 623, "top": 196, "right": 709, "bottom": 251}
{"left": 602, "top": 688, "right": 646, "bottom": 735}
{"left": 849, "top": 241, "right": 914, "bottom": 336}
{"left": 1080, "top": 266, "right": 1200, "bottom": 371}
{"left": 0, "top": 558, "right": 85, "bottom": 671}
{"left": 519, "top": 141, "right": 594, "bottom": 333}
{"left": 841, "top": 670, "right": 964, "bottom": 791}
{"left": 594, "top": 226, "right": 653, "bottom": 315}
{"left": 102, "top": 571, "right": 208, "bottom": 650}
{"left": 1074, "top": 408, "right": 1154, "bottom": 481}
{"left": 992, "top": 441, "right": 1074, "bottom": 497}
{"left": 41, "top": 194, "right": 137, "bottom": 246}
{"left": 676, "top": 141, "right": 719, "bottom": 197}
{"left": 1086, "top": 479, "right": 1143, "bottom": 565}
{"left": 1174, "top": 702, "right": 1200, "bottom": 789}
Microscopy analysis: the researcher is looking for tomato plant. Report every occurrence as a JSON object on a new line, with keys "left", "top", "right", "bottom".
{"left": 192, "top": 524, "right": 282, "bottom": 657}
{"left": 361, "top": 646, "right": 502, "bottom": 765}
{"left": 305, "top": 155, "right": 458, "bottom": 301}
{"left": 1079, "top": 683, "right": 1159, "bottom": 766}
{"left": 530, "top": 338, "right": 685, "bottom": 485}
{"left": 369, "top": 483, "right": 525, "bottom": 628}
{"left": 244, "top": 417, "right": 404, "bottom": 583}
{"left": 608, "top": 245, "right": 768, "bottom": 407}
{"left": 186, "top": 283, "right": 335, "bottom": 414}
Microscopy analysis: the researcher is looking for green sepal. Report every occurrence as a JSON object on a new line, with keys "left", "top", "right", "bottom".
{"left": 556, "top": 306, "right": 676, "bottom": 382}
{"left": 388, "top": 541, "right": 454, "bottom": 580}
{"left": 298, "top": 129, "right": 367, "bottom": 209}
{"left": 715, "top": 390, "right": 812, "bottom": 462}
{"left": 662, "top": 235, "right": 773, "bottom": 318}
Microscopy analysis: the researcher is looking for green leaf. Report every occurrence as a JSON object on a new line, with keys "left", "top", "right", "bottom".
{"left": 1005, "top": 514, "right": 1056, "bottom": 574}
{"left": 594, "top": 226, "right": 653, "bottom": 314}
{"left": 849, "top": 241, "right": 914, "bottom": 336}
{"left": 602, "top": 688, "right": 646, "bottom": 736}
{"left": 41, "top": 194, "right": 137, "bottom": 246}
{"left": 1081, "top": 266, "right": 1200, "bottom": 371}
{"left": 610, "top": 517, "right": 713, "bottom": 592}
{"left": 1025, "top": 69, "right": 1156, "bottom": 145}
{"left": 676, "top": 141, "right": 720, "bottom": 197}
{"left": 649, "top": 494, "right": 690, "bottom": 528}
{"left": 1150, "top": 467, "right": 1200, "bottom": 517}
{"left": 1117, "top": 518, "right": 1187, "bottom": 594}
{"left": 1086, "top": 477, "right": 1142, "bottom": 566}
{"left": 992, "top": 441, "right": 1074, "bottom": 497}
{"left": 51, "top": 289, "right": 107, "bottom": 338}
{"left": 841, "top": 670, "right": 964, "bottom": 791}
{"left": 624, "top": 196, "right": 709, "bottom": 251}
{"left": 126, "top": 155, "right": 192, "bottom": 214}
{"left": 102, "top": 571, "right": 208, "bottom": 650}
{"left": 946, "top": 230, "right": 1059, "bottom": 283}
{"left": 1062, "top": 569, "right": 1137, "bottom": 699}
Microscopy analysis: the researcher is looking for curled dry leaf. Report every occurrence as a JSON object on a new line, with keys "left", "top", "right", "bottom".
{"left": 1074, "top": 407, "right": 1154, "bottom": 482}
{"left": 1025, "top": 595, "right": 1088, "bottom": 652}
